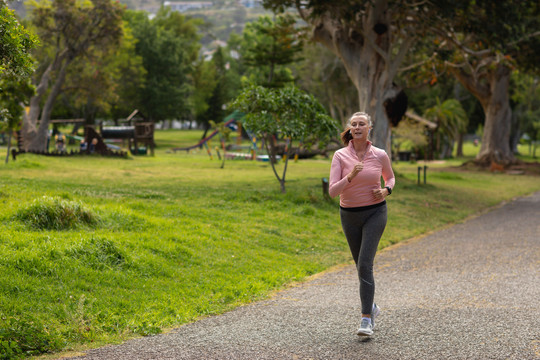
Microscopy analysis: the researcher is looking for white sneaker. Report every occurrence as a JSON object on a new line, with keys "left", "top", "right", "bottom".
{"left": 356, "top": 318, "right": 373, "bottom": 336}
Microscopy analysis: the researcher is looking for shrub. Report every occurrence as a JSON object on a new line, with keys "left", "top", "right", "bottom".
{"left": 15, "top": 196, "right": 99, "bottom": 230}
{"left": 0, "top": 316, "right": 63, "bottom": 360}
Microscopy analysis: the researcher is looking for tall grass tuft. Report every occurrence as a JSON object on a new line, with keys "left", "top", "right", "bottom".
{"left": 65, "top": 237, "right": 131, "bottom": 270}
{"left": 14, "top": 196, "right": 99, "bottom": 230}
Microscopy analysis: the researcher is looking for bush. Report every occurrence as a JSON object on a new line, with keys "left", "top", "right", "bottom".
{"left": 15, "top": 196, "right": 99, "bottom": 230}
{"left": 0, "top": 316, "right": 63, "bottom": 360}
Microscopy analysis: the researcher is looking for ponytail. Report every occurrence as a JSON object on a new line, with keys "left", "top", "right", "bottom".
{"left": 341, "top": 128, "right": 353, "bottom": 145}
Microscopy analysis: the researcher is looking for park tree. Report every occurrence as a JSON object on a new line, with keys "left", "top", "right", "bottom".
{"left": 430, "top": 0, "right": 540, "bottom": 165}
{"left": 1, "top": 1, "right": 37, "bottom": 161}
{"left": 194, "top": 47, "right": 237, "bottom": 138}
{"left": 240, "top": 13, "right": 304, "bottom": 88}
{"left": 424, "top": 98, "right": 467, "bottom": 159}
{"left": 125, "top": 8, "right": 201, "bottom": 123}
{"left": 511, "top": 72, "right": 540, "bottom": 158}
{"left": 0, "top": 1, "right": 36, "bottom": 77}
{"left": 262, "top": 0, "right": 443, "bottom": 152}
{"left": 293, "top": 42, "right": 358, "bottom": 127}
{"left": 230, "top": 84, "right": 339, "bottom": 193}
{"left": 51, "top": 23, "right": 145, "bottom": 125}
{"left": 21, "top": 0, "right": 124, "bottom": 152}
{"left": 1, "top": 74, "right": 34, "bottom": 163}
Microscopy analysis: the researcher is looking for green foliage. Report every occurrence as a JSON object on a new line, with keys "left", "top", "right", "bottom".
{"left": 239, "top": 13, "right": 303, "bottom": 88}
{"left": 15, "top": 196, "right": 99, "bottom": 230}
{"left": 125, "top": 8, "right": 202, "bottom": 122}
{"left": 230, "top": 84, "right": 339, "bottom": 191}
{"left": 0, "top": 73, "right": 34, "bottom": 132}
{"left": 30, "top": 0, "right": 125, "bottom": 56}
{"left": 392, "top": 118, "right": 428, "bottom": 154}
{"left": 511, "top": 71, "right": 540, "bottom": 144}
{"left": 435, "top": 0, "right": 540, "bottom": 73}
{"left": 230, "top": 84, "right": 339, "bottom": 147}
{"left": 51, "top": 21, "right": 146, "bottom": 123}
{"left": 424, "top": 98, "right": 467, "bottom": 158}
{"left": 0, "top": 315, "right": 63, "bottom": 359}
{"left": 0, "top": 2, "right": 37, "bottom": 77}
{"left": 194, "top": 47, "right": 238, "bottom": 128}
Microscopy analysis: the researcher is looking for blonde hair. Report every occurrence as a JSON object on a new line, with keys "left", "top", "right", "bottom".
{"left": 348, "top": 112, "right": 372, "bottom": 127}
{"left": 341, "top": 112, "right": 373, "bottom": 145}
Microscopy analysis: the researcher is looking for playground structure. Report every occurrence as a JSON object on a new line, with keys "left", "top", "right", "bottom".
{"left": 171, "top": 112, "right": 241, "bottom": 154}
{"left": 171, "top": 111, "right": 279, "bottom": 162}
{"left": 170, "top": 111, "right": 330, "bottom": 162}
{"left": 13, "top": 111, "right": 153, "bottom": 158}
{"left": 97, "top": 110, "right": 155, "bottom": 156}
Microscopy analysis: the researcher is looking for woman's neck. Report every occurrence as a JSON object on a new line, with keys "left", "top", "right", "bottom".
{"left": 352, "top": 139, "right": 368, "bottom": 152}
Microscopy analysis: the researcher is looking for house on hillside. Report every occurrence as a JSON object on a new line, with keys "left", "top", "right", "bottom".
{"left": 239, "top": 0, "right": 263, "bottom": 8}
{"left": 163, "top": 1, "right": 213, "bottom": 12}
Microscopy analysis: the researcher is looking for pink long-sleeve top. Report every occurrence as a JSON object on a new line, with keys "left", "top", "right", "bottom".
{"left": 329, "top": 141, "right": 395, "bottom": 208}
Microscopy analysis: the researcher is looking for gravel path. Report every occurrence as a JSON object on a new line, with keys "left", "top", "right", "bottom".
{"left": 70, "top": 192, "right": 540, "bottom": 360}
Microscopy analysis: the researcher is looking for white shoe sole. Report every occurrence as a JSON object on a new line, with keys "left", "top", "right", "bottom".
{"left": 356, "top": 328, "right": 373, "bottom": 336}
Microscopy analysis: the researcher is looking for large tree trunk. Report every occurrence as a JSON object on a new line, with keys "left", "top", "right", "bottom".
{"left": 308, "top": 0, "right": 411, "bottom": 154}
{"left": 22, "top": 50, "right": 70, "bottom": 152}
{"left": 451, "top": 64, "right": 515, "bottom": 166}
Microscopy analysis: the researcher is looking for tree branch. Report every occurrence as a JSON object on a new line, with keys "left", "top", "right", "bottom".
{"left": 388, "top": 35, "right": 415, "bottom": 80}
{"left": 365, "top": 32, "right": 390, "bottom": 64}
{"left": 431, "top": 27, "right": 492, "bottom": 57}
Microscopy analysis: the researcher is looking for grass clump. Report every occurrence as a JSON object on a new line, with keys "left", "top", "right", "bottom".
{"left": 0, "top": 315, "right": 63, "bottom": 359}
{"left": 15, "top": 196, "right": 99, "bottom": 231}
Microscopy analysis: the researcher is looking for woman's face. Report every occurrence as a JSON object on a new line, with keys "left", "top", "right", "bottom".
{"left": 349, "top": 116, "right": 370, "bottom": 140}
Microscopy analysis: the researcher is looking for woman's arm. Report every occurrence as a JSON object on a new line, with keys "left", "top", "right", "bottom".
{"left": 381, "top": 152, "right": 395, "bottom": 190}
{"left": 329, "top": 152, "right": 349, "bottom": 198}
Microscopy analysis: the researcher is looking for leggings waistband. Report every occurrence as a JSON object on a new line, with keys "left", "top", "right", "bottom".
{"left": 340, "top": 200, "right": 386, "bottom": 212}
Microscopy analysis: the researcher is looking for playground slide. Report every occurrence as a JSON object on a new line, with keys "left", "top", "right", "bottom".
{"left": 171, "top": 114, "right": 240, "bottom": 153}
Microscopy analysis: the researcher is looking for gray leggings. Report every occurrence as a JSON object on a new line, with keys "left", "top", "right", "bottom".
{"left": 340, "top": 202, "right": 387, "bottom": 315}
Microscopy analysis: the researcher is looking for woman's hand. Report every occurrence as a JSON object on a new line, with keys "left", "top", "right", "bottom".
{"left": 347, "top": 162, "right": 364, "bottom": 182}
{"left": 372, "top": 187, "right": 389, "bottom": 201}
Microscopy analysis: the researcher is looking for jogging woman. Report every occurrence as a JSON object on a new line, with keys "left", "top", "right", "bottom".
{"left": 329, "top": 112, "right": 395, "bottom": 336}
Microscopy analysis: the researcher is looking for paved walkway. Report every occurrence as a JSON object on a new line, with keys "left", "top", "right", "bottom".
{"left": 72, "top": 192, "right": 540, "bottom": 360}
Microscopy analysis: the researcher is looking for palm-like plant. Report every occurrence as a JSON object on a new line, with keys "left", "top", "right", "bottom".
{"left": 424, "top": 98, "right": 468, "bottom": 158}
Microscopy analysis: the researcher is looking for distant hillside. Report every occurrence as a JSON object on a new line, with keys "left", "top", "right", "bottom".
{"left": 8, "top": 0, "right": 270, "bottom": 44}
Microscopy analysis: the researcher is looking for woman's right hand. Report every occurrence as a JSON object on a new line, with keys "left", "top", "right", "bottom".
{"left": 347, "top": 162, "right": 364, "bottom": 182}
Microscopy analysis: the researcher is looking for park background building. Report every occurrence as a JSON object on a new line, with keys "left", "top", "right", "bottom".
{"left": 163, "top": 1, "right": 213, "bottom": 12}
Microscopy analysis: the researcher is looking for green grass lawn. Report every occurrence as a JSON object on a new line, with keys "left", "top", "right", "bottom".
{"left": 0, "top": 130, "right": 539, "bottom": 359}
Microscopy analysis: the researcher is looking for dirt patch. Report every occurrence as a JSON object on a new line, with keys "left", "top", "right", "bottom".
{"left": 449, "top": 160, "right": 540, "bottom": 176}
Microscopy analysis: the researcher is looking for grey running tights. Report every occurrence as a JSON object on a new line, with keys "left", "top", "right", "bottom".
{"left": 340, "top": 203, "right": 387, "bottom": 315}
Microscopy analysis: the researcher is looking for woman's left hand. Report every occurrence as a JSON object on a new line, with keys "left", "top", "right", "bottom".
{"left": 372, "top": 188, "right": 389, "bottom": 201}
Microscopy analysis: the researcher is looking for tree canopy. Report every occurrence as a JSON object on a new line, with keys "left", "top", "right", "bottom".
{"left": 230, "top": 84, "right": 339, "bottom": 192}
{"left": 0, "top": 1, "right": 37, "bottom": 77}
{"left": 125, "top": 8, "right": 202, "bottom": 122}
{"left": 240, "top": 13, "right": 304, "bottom": 88}
{"left": 428, "top": 0, "right": 540, "bottom": 164}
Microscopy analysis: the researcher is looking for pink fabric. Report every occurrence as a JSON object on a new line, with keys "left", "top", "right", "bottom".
{"left": 329, "top": 141, "right": 395, "bottom": 208}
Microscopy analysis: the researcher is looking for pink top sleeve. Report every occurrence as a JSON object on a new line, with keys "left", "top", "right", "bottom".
{"left": 329, "top": 142, "right": 395, "bottom": 207}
